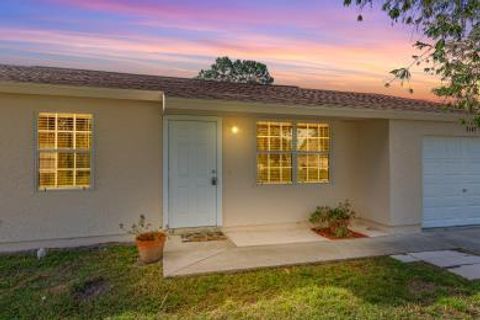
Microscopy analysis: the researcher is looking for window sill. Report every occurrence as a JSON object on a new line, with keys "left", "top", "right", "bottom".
{"left": 37, "top": 186, "right": 92, "bottom": 192}
{"left": 256, "top": 181, "right": 330, "bottom": 186}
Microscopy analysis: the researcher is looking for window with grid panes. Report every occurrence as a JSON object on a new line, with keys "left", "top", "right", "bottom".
{"left": 256, "top": 121, "right": 329, "bottom": 184}
{"left": 296, "top": 123, "right": 329, "bottom": 183}
{"left": 37, "top": 113, "right": 93, "bottom": 190}
{"left": 256, "top": 121, "right": 293, "bottom": 184}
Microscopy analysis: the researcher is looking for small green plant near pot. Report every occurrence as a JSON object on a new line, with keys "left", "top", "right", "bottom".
{"left": 309, "top": 200, "right": 356, "bottom": 238}
{"left": 120, "top": 215, "right": 166, "bottom": 264}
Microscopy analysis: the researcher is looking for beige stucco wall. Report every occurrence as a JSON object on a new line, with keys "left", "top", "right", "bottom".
{"left": 0, "top": 92, "right": 163, "bottom": 250}
{"left": 388, "top": 119, "right": 479, "bottom": 230}
{"left": 2, "top": 88, "right": 475, "bottom": 251}
{"left": 353, "top": 120, "right": 391, "bottom": 226}
{"left": 221, "top": 116, "right": 360, "bottom": 227}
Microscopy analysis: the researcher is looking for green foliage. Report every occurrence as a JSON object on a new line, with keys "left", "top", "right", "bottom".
{"left": 196, "top": 56, "right": 274, "bottom": 85}
{"left": 309, "top": 200, "right": 356, "bottom": 238}
{"left": 345, "top": 0, "right": 480, "bottom": 125}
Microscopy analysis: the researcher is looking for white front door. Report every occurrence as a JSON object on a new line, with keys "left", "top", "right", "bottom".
{"left": 168, "top": 119, "right": 219, "bottom": 228}
{"left": 423, "top": 137, "right": 480, "bottom": 228}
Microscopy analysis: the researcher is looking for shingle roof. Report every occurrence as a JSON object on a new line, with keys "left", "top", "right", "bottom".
{"left": 0, "top": 64, "right": 455, "bottom": 114}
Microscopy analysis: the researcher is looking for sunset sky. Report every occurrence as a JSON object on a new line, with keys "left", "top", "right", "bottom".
{"left": 0, "top": 0, "right": 440, "bottom": 100}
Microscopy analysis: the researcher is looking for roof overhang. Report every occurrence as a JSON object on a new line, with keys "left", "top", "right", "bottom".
{"left": 0, "top": 81, "right": 462, "bottom": 122}
{"left": 166, "top": 97, "right": 463, "bottom": 122}
{"left": 0, "top": 81, "right": 164, "bottom": 102}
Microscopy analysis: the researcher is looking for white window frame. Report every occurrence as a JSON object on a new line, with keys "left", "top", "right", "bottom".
{"left": 35, "top": 112, "right": 95, "bottom": 192}
{"left": 255, "top": 120, "right": 331, "bottom": 185}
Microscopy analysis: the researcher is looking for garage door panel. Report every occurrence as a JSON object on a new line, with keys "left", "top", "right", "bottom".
{"left": 424, "top": 195, "right": 465, "bottom": 208}
{"left": 423, "top": 184, "right": 464, "bottom": 197}
{"left": 424, "top": 217, "right": 480, "bottom": 228}
{"left": 424, "top": 206, "right": 480, "bottom": 222}
{"left": 464, "top": 196, "right": 480, "bottom": 206}
{"left": 423, "top": 137, "right": 480, "bottom": 228}
{"left": 423, "top": 174, "right": 476, "bottom": 185}
{"left": 423, "top": 161, "right": 466, "bottom": 175}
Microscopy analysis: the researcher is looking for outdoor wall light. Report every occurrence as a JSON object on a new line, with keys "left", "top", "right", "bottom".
{"left": 231, "top": 126, "right": 239, "bottom": 134}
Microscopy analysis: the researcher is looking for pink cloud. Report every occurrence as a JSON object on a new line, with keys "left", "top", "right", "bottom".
{"left": 0, "top": 25, "right": 439, "bottom": 100}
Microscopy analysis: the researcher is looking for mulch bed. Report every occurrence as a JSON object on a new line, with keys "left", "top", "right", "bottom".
{"left": 181, "top": 231, "right": 227, "bottom": 243}
{"left": 312, "top": 227, "right": 368, "bottom": 240}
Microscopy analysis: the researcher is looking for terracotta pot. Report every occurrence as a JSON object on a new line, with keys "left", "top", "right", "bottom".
{"left": 135, "top": 232, "right": 166, "bottom": 264}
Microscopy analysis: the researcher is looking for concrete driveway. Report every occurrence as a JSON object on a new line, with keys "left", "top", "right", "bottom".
{"left": 163, "top": 227, "right": 480, "bottom": 278}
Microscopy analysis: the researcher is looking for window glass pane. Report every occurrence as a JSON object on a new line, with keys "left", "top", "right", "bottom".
{"left": 298, "top": 154, "right": 329, "bottom": 183}
{"left": 76, "top": 116, "right": 92, "bottom": 131}
{"left": 256, "top": 136, "right": 268, "bottom": 151}
{"left": 76, "top": 153, "right": 90, "bottom": 169}
{"left": 58, "top": 132, "right": 73, "bottom": 148}
{"left": 39, "top": 172, "right": 55, "bottom": 188}
{"left": 320, "top": 168, "right": 329, "bottom": 181}
{"left": 256, "top": 153, "right": 292, "bottom": 184}
{"left": 307, "top": 138, "right": 319, "bottom": 152}
{"left": 76, "top": 170, "right": 90, "bottom": 186}
{"left": 282, "top": 168, "right": 292, "bottom": 182}
{"left": 256, "top": 154, "right": 268, "bottom": 183}
{"left": 76, "top": 133, "right": 91, "bottom": 149}
{"left": 256, "top": 123, "right": 269, "bottom": 136}
{"left": 57, "top": 170, "right": 74, "bottom": 186}
{"left": 270, "top": 168, "right": 281, "bottom": 182}
{"left": 270, "top": 137, "right": 282, "bottom": 151}
{"left": 38, "top": 114, "right": 56, "bottom": 131}
{"left": 39, "top": 152, "right": 56, "bottom": 170}
{"left": 38, "top": 132, "right": 55, "bottom": 149}
{"left": 57, "top": 116, "right": 74, "bottom": 131}
{"left": 58, "top": 152, "right": 74, "bottom": 169}
{"left": 320, "top": 139, "right": 329, "bottom": 152}
{"left": 297, "top": 123, "right": 329, "bottom": 152}
{"left": 270, "top": 124, "right": 280, "bottom": 137}
{"left": 256, "top": 121, "right": 292, "bottom": 152}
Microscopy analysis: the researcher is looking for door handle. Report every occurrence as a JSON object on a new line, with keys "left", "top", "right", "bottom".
{"left": 211, "top": 177, "right": 217, "bottom": 186}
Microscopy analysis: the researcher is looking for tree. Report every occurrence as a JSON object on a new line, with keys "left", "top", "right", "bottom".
{"left": 196, "top": 56, "right": 274, "bottom": 85}
{"left": 344, "top": 0, "right": 480, "bottom": 125}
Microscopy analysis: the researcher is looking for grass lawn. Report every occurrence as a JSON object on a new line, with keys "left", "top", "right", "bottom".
{"left": 2, "top": 245, "right": 480, "bottom": 319}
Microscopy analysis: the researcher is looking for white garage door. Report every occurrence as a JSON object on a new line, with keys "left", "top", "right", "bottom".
{"left": 423, "top": 137, "right": 480, "bottom": 228}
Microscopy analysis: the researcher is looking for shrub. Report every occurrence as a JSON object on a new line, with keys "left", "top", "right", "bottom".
{"left": 309, "top": 200, "right": 356, "bottom": 238}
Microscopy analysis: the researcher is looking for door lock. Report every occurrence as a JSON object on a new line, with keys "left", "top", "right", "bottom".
{"left": 211, "top": 177, "right": 217, "bottom": 186}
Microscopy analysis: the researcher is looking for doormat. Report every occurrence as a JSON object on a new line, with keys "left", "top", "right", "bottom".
{"left": 181, "top": 231, "right": 227, "bottom": 243}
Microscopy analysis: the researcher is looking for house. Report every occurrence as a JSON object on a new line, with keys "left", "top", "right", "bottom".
{"left": 0, "top": 64, "right": 478, "bottom": 252}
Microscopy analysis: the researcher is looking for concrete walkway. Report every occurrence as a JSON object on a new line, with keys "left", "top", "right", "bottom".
{"left": 163, "top": 227, "right": 480, "bottom": 277}
{"left": 392, "top": 250, "right": 480, "bottom": 280}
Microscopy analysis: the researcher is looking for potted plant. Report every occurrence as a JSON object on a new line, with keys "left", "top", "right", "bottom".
{"left": 120, "top": 215, "right": 166, "bottom": 264}
{"left": 309, "top": 200, "right": 356, "bottom": 238}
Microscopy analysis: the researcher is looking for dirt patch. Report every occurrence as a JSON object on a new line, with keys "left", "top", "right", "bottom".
{"left": 408, "top": 279, "right": 439, "bottom": 295}
{"left": 312, "top": 228, "right": 368, "bottom": 240}
{"left": 73, "top": 277, "right": 110, "bottom": 301}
